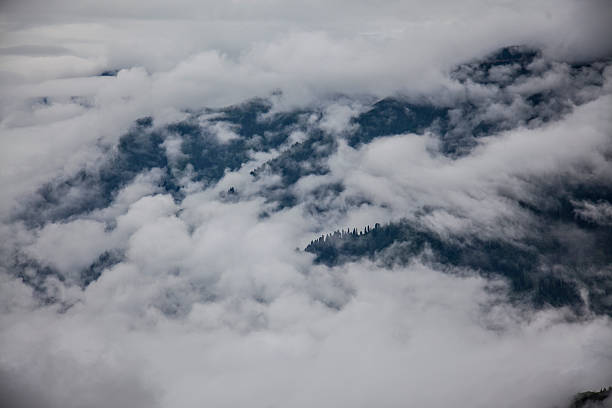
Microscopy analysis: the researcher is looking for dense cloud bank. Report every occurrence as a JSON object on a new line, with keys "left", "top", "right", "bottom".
{"left": 2, "top": 1, "right": 612, "bottom": 407}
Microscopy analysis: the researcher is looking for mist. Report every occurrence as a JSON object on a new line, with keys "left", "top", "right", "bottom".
{"left": 1, "top": 1, "right": 612, "bottom": 407}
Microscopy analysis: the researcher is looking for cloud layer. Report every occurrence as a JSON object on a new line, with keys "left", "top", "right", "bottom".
{"left": 1, "top": 1, "right": 612, "bottom": 407}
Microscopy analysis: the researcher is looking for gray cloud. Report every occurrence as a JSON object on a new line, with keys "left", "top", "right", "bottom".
{"left": 573, "top": 200, "right": 612, "bottom": 226}
{"left": 0, "top": 44, "right": 74, "bottom": 56}
{"left": 1, "top": 1, "right": 612, "bottom": 407}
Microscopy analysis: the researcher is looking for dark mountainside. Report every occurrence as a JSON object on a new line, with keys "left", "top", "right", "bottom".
{"left": 7, "top": 46, "right": 612, "bottom": 320}
{"left": 570, "top": 387, "right": 611, "bottom": 408}
{"left": 305, "top": 218, "right": 611, "bottom": 314}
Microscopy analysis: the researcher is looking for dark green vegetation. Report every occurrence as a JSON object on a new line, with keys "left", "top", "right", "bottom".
{"left": 12, "top": 250, "right": 123, "bottom": 306}
{"left": 305, "top": 214, "right": 612, "bottom": 314}
{"left": 347, "top": 99, "right": 448, "bottom": 147}
{"left": 306, "top": 169, "right": 612, "bottom": 313}
{"left": 11, "top": 46, "right": 612, "bottom": 316}
{"left": 17, "top": 99, "right": 307, "bottom": 226}
{"left": 18, "top": 47, "right": 608, "bottom": 225}
{"left": 570, "top": 387, "right": 611, "bottom": 408}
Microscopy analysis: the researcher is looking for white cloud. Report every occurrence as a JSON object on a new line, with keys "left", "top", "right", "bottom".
{"left": 206, "top": 121, "right": 240, "bottom": 144}
{"left": 1, "top": 1, "right": 612, "bottom": 407}
{"left": 1, "top": 258, "right": 611, "bottom": 408}
{"left": 318, "top": 102, "right": 362, "bottom": 135}
{"left": 302, "top": 93, "right": 612, "bottom": 238}
{"left": 25, "top": 219, "right": 111, "bottom": 281}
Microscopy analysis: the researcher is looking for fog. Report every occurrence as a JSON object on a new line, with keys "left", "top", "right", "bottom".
{"left": 1, "top": 1, "right": 612, "bottom": 407}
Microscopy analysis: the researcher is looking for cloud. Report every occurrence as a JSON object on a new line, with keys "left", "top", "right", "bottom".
{"left": 1, "top": 256, "right": 611, "bottom": 408}
{"left": 24, "top": 219, "right": 111, "bottom": 281}
{"left": 1, "top": 1, "right": 612, "bottom": 407}
{"left": 301, "top": 92, "right": 612, "bottom": 238}
{"left": 0, "top": 44, "right": 74, "bottom": 56}
{"left": 2, "top": 94, "right": 612, "bottom": 402}
{"left": 573, "top": 200, "right": 612, "bottom": 226}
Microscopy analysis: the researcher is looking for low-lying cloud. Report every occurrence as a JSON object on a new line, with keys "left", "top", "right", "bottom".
{"left": 1, "top": 1, "right": 612, "bottom": 407}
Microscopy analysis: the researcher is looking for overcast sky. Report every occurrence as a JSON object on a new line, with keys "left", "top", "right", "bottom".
{"left": 1, "top": 1, "right": 612, "bottom": 408}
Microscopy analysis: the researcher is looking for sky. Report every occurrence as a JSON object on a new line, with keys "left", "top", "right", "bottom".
{"left": 1, "top": 1, "right": 612, "bottom": 407}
